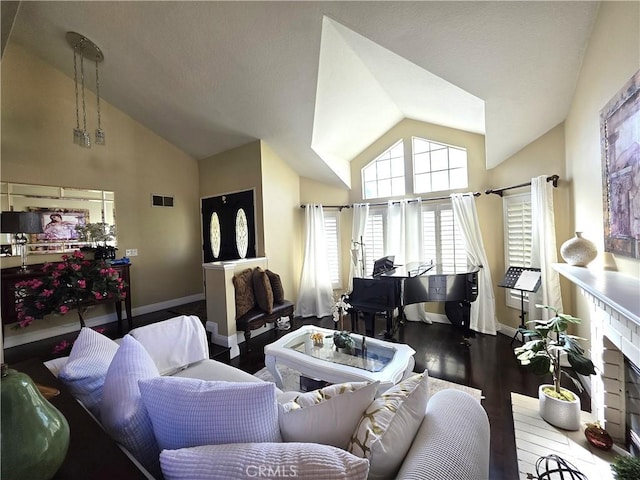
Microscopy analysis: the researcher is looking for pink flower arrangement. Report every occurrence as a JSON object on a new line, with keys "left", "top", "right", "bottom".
{"left": 14, "top": 251, "right": 127, "bottom": 328}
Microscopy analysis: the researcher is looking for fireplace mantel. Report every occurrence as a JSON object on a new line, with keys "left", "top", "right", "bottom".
{"left": 553, "top": 263, "right": 640, "bottom": 327}
{"left": 554, "top": 263, "right": 640, "bottom": 446}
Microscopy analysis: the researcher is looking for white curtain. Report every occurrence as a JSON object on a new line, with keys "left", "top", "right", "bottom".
{"left": 385, "top": 199, "right": 429, "bottom": 322}
{"left": 295, "top": 204, "right": 334, "bottom": 318}
{"left": 348, "top": 203, "right": 369, "bottom": 291}
{"left": 529, "top": 176, "right": 563, "bottom": 320}
{"left": 450, "top": 193, "right": 497, "bottom": 335}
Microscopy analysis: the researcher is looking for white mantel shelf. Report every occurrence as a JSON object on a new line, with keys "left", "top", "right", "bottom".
{"left": 553, "top": 263, "right": 640, "bottom": 326}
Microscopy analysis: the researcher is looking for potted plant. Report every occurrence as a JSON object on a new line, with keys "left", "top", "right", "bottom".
{"left": 14, "top": 251, "right": 127, "bottom": 329}
{"left": 514, "top": 304, "right": 596, "bottom": 430}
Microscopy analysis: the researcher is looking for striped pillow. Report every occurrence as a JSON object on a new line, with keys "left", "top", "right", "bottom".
{"left": 58, "top": 327, "right": 119, "bottom": 418}
{"left": 101, "top": 335, "right": 161, "bottom": 477}
{"left": 160, "top": 443, "right": 369, "bottom": 480}
{"left": 139, "top": 377, "right": 281, "bottom": 451}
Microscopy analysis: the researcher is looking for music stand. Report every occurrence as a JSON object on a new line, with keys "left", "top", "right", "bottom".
{"left": 498, "top": 267, "right": 541, "bottom": 344}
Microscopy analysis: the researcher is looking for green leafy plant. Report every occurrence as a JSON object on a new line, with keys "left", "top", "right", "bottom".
{"left": 514, "top": 304, "right": 596, "bottom": 401}
{"left": 611, "top": 455, "right": 640, "bottom": 480}
{"left": 14, "top": 251, "right": 127, "bottom": 329}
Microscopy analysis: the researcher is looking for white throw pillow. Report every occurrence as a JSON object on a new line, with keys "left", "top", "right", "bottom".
{"left": 58, "top": 327, "right": 119, "bottom": 418}
{"left": 101, "top": 335, "right": 161, "bottom": 477}
{"left": 347, "top": 371, "right": 429, "bottom": 479}
{"left": 139, "top": 377, "right": 281, "bottom": 450}
{"left": 278, "top": 381, "right": 378, "bottom": 449}
{"left": 129, "top": 315, "right": 208, "bottom": 375}
{"left": 160, "top": 443, "right": 369, "bottom": 480}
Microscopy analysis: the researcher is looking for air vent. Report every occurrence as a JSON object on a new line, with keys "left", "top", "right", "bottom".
{"left": 152, "top": 194, "right": 174, "bottom": 207}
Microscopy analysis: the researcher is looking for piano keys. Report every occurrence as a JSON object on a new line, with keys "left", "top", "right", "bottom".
{"left": 348, "top": 262, "right": 479, "bottom": 339}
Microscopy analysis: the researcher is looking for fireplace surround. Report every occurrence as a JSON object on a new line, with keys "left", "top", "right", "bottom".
{"left": 554, "top": 263, "right": 640, "bottom": 454}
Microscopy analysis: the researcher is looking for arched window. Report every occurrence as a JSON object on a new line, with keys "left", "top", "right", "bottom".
{"left": 362, "top": 140, "right": 405, "bottom": 199}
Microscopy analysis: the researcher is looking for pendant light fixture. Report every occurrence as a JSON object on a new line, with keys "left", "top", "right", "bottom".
{"left": 66, "top": 32, "right": 105, "bottom": 148}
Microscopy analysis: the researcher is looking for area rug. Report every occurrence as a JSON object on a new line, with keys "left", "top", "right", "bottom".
{"left": 254, "top": 365, "right": 482, "bottom": 401}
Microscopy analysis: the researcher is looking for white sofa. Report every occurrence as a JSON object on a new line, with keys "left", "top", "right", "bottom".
{"left": 46, "top": 316, "right": 490, "bottom": 480}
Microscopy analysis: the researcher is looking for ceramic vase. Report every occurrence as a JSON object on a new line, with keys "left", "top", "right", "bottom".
{"left": 1, "top": 365, "right": 70, "bottom": 480}
{"left": 538, "top": 384, "right": 581, "bottom": 431}
{"left": 560, "top": 232, "right": 597, "bottom": 267}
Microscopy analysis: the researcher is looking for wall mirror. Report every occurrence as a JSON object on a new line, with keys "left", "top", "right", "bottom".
{"left": 0, "top": 182, "right": 116, "bottom": 256}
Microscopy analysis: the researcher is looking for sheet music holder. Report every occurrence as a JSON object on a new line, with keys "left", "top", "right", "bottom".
{"left": 498, "top": 267, "right": 541, "bottom": 293}
{"left": 498, "top": 266, "right": 541, "bottom": 344}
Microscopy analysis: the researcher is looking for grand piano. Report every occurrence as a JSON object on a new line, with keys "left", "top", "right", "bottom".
{"left": 348, "top": 259, "right": 479, "bottom": 339}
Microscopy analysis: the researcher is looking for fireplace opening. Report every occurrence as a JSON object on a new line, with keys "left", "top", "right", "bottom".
{"left": 625, "top": 359, "right": 640, "bottom": 457}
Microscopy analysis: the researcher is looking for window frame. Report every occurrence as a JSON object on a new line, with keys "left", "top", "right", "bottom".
{"left": 361, "top": 140, "right": 406, "bottom": 200}
{"left": 502, "top": 192, "right": 533, "bottom": 309}
{"left": 421, "top": 201, "right": 467, "bottom": 270}
{"left": 412, "top": 136, "right": 468, "bottom": 195}
{"left": 323, "top": 210, "right": 342, "bottom": 289}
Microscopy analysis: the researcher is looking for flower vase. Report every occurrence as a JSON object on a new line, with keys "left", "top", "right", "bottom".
{"left": 560, "top": 232, "right": 597, "bottom": 267}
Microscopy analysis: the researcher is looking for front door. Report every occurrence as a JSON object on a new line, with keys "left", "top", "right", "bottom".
{"left": 201, "top": 190, "right": 256, "bottom": 262}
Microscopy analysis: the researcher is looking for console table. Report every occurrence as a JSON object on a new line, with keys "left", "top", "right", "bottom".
{"left": 1, "top": 262, "right": 133, "bottom": 335}
{"left": 9, "top": 358, "right": 149, "bottom": 479}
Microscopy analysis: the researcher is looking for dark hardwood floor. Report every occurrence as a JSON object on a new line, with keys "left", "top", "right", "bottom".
{"left": 4, "top": 301, "right": 590, "bottom": 480}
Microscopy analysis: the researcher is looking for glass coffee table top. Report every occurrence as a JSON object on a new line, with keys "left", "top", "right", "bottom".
{"left": 284, "top": 331, "right": 395, "bottom": 373}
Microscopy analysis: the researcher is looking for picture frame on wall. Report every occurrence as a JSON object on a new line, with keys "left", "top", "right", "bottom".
{"left": 27, "top": 207, "right": 89, "bottom": 253}
{"left": 600, "top": 69, "right": 640, "bottom": 259}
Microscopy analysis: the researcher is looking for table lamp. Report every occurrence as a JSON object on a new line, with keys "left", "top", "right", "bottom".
{"left": 1, "top": 211, "right": 43, "bottom": 271}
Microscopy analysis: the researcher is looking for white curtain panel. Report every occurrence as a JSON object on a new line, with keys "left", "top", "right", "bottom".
{"left": 450, "top": 193, "right": 497, "bottom": 335}
{"left": 529, "top": 176, "right": 563, "bottom": 320}
{"left": 385, "top": 200, "right": 428, "bottom": 322}
{"left": 348, "top": 203, "right": 369, "bottom": 291}
{"left": 295, "top": 204, "right": 334, "bottom": 318}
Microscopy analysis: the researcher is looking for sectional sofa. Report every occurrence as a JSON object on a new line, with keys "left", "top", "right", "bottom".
{"left": 45, "top": 315, "right": 490, "bottom": 479}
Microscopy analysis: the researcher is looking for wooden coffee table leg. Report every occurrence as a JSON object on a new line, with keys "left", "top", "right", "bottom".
{"left": 264, "top": 354, "right": 284, "bottom": 389}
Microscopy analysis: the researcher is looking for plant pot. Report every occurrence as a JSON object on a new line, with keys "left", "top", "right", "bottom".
{"left": 538, "top": 384, "right": 581, "bottom": 431}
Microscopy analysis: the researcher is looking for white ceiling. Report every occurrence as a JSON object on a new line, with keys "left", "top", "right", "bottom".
{"left": 6, "top": 1, "right": 598, "bottom": 187}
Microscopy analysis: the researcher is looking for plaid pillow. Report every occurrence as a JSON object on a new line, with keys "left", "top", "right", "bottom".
{"left": 139, "top": 377, "right": 281, "bottom": 451}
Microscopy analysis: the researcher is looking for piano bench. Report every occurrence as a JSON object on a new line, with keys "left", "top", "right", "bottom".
{"left": 236, "top": 300, "right": 294, "bottom": 351}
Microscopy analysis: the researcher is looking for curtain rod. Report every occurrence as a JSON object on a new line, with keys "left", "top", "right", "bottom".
{"left": 299, "top": 192, "right": 481, "bottom": 210}
{"left": 484, "top": 174, "right": 559, "bottom": 197}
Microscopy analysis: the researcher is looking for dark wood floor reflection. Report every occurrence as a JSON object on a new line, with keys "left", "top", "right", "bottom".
{"left": 5, "top": 303, "right": 590, "bottom": 480}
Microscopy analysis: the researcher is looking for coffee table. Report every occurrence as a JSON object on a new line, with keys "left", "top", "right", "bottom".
{"left": 264, "top": 325, "right": 416, "bottom": 390}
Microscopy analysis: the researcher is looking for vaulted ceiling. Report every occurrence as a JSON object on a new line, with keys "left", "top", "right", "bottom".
{"left": 5, "top": 1, "right": 598, "bottom": 187}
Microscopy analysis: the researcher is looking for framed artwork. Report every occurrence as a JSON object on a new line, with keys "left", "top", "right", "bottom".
{"left": 600, "top": 69, "right": 640, "bottom": 259}
{"left": 27, "top": 207, "right": 89, "bottom": 253}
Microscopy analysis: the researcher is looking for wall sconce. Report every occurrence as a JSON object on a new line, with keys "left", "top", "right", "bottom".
{"left": 66, "top": 32, "right": 105, "bottom": 148}
{"left": 0, "top": 212, "right": 43, "bottom": 271}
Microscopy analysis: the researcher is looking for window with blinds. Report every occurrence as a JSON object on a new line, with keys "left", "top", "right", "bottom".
{"left": 422, "top": 203, "right": 467, "bottom": 269}
{"left": 360, "top": 203, "right": 465, "bottom": 275}
{"left": 503, "top": 193, "right": 533, "bottom": 308}
{"left": 323, "top": 211, "right": 341, "bottom": 289}
{"left": 362, "top": 210, "right": 385, "bottom": 276}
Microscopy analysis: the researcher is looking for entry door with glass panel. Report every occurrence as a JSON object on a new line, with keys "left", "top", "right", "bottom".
{"left": 201, "top": 190, "right": 256, "bottom": 262}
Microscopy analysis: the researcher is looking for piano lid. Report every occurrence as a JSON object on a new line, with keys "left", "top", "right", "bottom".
{"left": 377, "top": 261, "right": 479, "bottom": 279}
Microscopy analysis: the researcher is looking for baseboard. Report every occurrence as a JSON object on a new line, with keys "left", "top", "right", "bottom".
{"left": 206, "top": 320, "right": 273, "bottom": 359}
{"left": 4, "top": 292, "right": 206, "bottom": 348}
